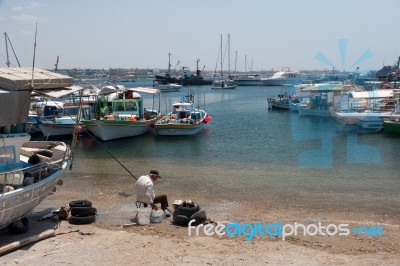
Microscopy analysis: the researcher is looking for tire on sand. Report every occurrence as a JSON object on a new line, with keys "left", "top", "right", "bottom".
{"left": 69, "top": 215, "right": 96, "bottom": 225}
{"left": 70, "top": 207, "right": 97, "bottom": 217}
{"left": 69, "top": 200, "right": 92, "bottom": 208}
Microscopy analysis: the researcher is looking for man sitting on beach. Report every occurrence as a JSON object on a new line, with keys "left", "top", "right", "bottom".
{"left": 135, "top": 170, "right": 171, "bottom": 217}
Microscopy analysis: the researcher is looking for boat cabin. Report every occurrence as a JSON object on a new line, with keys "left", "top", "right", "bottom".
{"left": 112, "top": 99, "right": 143, "bottom": 119}
{"left": 171, "top": 102, "right": 193, "bottom": 119}
{"left": 338, "top": 90, "right": 395, "bottom": 113}
{"left": 62, "top": 103, "right": 93, "bottom": 120}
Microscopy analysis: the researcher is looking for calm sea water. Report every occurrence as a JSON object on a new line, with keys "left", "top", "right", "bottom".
{"left": 41, "top": 79, "right": 400, "bottom": 223}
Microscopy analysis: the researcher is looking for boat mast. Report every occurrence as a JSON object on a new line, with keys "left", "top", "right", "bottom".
{"left": 4, "top": 33, "right": 21, "bottom": 67}
{"left": 196, "top": 59, "right": 200, "bottom": 76}
{"left": 220, "top": 34, "right": 223, "bottom": 78}
{"left": 245, "top": 55, "right": 247, "bottom": 74}
{"left": 234, "top": 50, "right": 237, "bottom": 74}
{"left": 228, "top": 33, "right": 231, "bottom": 77}
{"left": 4, "top": 33, "right": 10, "bottom": 67}
{"left": 168, "top": 52, "right": 171, "bottom": 76}
{"left": 31, "top": 23, "right": 38, "bottom": 89}
{"left": 54, "top": 55, "right": 59, "bottom": 73}
{"left": 394, "top": 56, "right": 400, "bottom": 88}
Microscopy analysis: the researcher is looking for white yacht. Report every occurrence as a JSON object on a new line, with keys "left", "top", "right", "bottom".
{"left": 235, "top": 74, "right": 264, "bottom": 86}
{"left": 261, "top": 68, "right": 304, "bottom": 86}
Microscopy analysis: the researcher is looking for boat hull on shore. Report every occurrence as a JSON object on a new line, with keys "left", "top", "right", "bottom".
{"left": 0, "top": 134, "right": 69, "bottom": 230}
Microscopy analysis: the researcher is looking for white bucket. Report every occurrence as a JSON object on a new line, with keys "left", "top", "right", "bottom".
{"left": 151, "top": 210, "right": 166, "bottom": 223}
{"left": 136, "top": 208, "right": 151, "bottom": 225}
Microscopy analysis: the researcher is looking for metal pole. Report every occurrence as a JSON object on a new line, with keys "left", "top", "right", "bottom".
{"left": 4, "top": 33, "right": 10, "bottom": 67}
{"left": 31, "top": 23, "right": 38, "bottom": 88}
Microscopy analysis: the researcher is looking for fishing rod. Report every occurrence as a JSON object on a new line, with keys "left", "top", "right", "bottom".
{"left": 82, "top": 131, "right": 138, "bottom": 180}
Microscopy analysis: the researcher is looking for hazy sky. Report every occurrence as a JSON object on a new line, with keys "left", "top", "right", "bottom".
{"left": 0, "top": 0, "right": 399, "bottom": 72}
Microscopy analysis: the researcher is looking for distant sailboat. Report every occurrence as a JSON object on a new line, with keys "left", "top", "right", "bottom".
{"left": 211, "top": 34, "right": 237, "bottom": 89}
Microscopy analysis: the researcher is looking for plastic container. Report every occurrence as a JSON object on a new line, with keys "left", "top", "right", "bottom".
{"left": 136, "top": 208, "right": 151, "bottom": 225}
{"left": 151, "top": 210, "right": 166, "bottom": 223}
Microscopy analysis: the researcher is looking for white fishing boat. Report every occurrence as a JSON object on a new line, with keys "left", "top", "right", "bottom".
{"left": 82, "top": 86, "right": 161, "bottom": 141}
{"left": 297, "top": 83, "right": 345, "bottom": 117}
{"left": 153, "top": 89, "right": 211, "bottom": 136}
{"left": 0, "top": 67, "right": 71, "bottom": 233}
{"left": 39, "top": 103, "right": 93, "bottom": 138}
{"left": 334, "top": 89, "right": 398, "bottom": 130}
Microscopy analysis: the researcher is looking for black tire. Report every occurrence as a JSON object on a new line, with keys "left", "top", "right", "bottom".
{"left": 71, "top": 207, "right": 97, "bottom": 217}
{"left": 7, "top": 217, "right": 30, "bottom": 234}
{"left": 69, "top": 215, "right": 96, "bottom": 225}
{"left": 172, "top": 214, "right": 190, "bottom": 226}
{"left": 189, "top": 209, "right": 207, "bottom": 225}
{"left": 69, "top": 200, "right": 92, "bottom": 208}
{"left": 174, "top": 202, "right": 200, "bottom": 217}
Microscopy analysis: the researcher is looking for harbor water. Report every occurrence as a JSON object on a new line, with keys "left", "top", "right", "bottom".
{"left": 37, "top": 79, "right": 400, "bottom": 224}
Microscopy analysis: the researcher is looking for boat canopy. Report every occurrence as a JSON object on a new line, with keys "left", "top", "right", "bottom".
{"left": 0, "top": 67, "right": 75, "bottom": 127}
{"left": 0, "top": 67, "right": 73, "bottom": 91}
{"left": 32, "top": 85, "right": 83, "bottom": 98}
{"left": 348, "top": 90, "right": 394, "bottom": 99}
{"left": 300, "top": 83, "right": 344, "bottom": 92}
{"left": 127, "top": 87, "right": 160, "bottom": 94}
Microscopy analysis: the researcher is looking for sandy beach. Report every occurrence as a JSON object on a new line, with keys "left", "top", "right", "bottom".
{"left": 1, "top": 172, "right": 399, "bottom": 265}
{"left": 0, "top": 214, "right": 399, "bottom": 265}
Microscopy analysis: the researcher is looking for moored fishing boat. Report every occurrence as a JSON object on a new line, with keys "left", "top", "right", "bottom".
{"left": 155, "top": 53, "right": 212, "bottom": 86}
{"left": 82, "top": 86, "right": 161, "bottom": 141}
{"left": 383, "top": 119, "right": 400, "bottom": 134}
{"left": 334, "top": 89, "right": 397, "bottom": 131}
{"left": 39, "top": 102, "right": 92, "bottom": 138}
{"left": 0, "top": 67, "right": 71, "bottom": 233}
{"left": 297, "top": 83, "right": 344, "bottom": 117}
{"left": 211, "top": 79, "right": 237, "bottom": 89}
{"left": 383, "top": 98, "right": 400, "bottom": 134}
{"left": 152, "top": 89, "right": 211, "bottom": 136}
